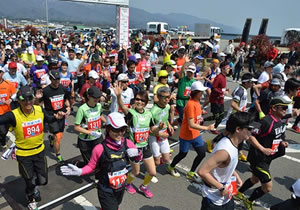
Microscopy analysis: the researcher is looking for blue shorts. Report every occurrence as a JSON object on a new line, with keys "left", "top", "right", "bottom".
{"left": 179, "top": 135, "right": 204, "bottom": 153}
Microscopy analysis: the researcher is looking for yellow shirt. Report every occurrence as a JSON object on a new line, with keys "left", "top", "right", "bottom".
{"left": 163, "top": 52, "right": 171, "bottom": 64}
{"left": 20, "top": 53, "right": 36, "bottom": 65}
{"left": 12, "top": 105, "right": 45, "bottom": 156}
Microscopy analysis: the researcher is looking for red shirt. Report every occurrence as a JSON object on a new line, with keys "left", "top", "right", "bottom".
{"left": 209, "top": 73, "right": 227, "bottom": 104}
{"left": 136, "top": 59, "right": 147, "bottom": 82}
{"left": 79, "top": 81, "right": 102, "bottom": 101}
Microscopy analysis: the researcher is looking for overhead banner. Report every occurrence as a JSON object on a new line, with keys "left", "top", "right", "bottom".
{"left": 60, "top": 0, "right": 129, "bottom": 6}
{"left": 116, "top": 6, "right": 129, "bottom": 46}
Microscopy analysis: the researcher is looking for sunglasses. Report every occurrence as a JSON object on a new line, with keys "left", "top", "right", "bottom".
{"left": 276, "top": 106, "right": 288, "bottom": 110}
{"left": 135, "top": 97, "right": 147, "bottom": 103}
{"left": 110, "top": 126, "right": 126, "bottom": 133}
{"left": 158, "top": 95, "right": 171, "bottom": 100}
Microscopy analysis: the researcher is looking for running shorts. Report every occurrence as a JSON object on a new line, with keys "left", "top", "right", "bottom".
{"left": 149, "top": 135, "right": 170, "bottom": 157}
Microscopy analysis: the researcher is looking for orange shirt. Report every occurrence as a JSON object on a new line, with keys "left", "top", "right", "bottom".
{"left": 176, "top": 57, "right": 185, "bottom": 72}
{"left": 0, "top": 80, "right": 17, "bottom": 115}
{"left": 179, "top": 99, "right": 203, "bottom": 140}
{"left": 83, "top": 63, "right": 102, "bottom": 80}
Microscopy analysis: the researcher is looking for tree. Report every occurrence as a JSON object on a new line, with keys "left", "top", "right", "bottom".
{"left": 250, "top": 34, "right": 273, "bottom": 62}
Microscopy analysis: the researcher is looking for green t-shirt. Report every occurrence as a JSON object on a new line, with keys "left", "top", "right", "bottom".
{"left": 150, "top": 103, "right": 170, "bottom": 137}
{"left": 75, "top": 103, "right": 102, "bottom": 140}
{"left": 176, "top": 76, "right": 195, "bottom": 107}
{"left": 128, "top": 108, "right": 153, "bottom": 148}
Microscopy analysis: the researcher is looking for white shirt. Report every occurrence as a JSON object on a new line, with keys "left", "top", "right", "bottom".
{"left": 273, "top": 63, "right": 285, "bottom": 74}
{"left": 109, "top": 87, "right": 134, "bottom": 113}
{"left": 226, "top": 85, "right": 248, "bottom": 119}
{"left": 224, "top": 43, "right": 234, "bottom": 55}
{"left": 253, "top": 71, "right": 270, "bottom": 99}
{"left": 212, "top": 44, "right": 220, "bottom": 53}
{"left": 4, "top": 62, "right": 27, "bottom": 75}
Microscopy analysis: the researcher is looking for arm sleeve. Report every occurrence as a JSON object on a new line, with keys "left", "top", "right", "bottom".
{"left": 0, "top": 112, "right": 16, "bottom": 127}
{"left": 81, "top": 144, "right": 104, "bottom": 175}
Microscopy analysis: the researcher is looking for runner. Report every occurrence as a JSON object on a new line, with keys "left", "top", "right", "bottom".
{"left": 0, "top": 86, "right": 64, "bottom": 209}
{"left": 74, "top": 86, "right": 106, "bottom": 165}
{"left": 115, "top": 84, "right": 162, "bottom": 198}
{"left": 61, "top": 112, "right": 141, "bottom": 210}
{"left": 198, "top": 112, "right": 256, "bottom": 210}
{"left": 168, "top": 81, "right": 214, "bottom": 182}
{"left": 37, "top": 70, "right": 71, "bottom": 162}
{"left": 235, "top": 96, "right": 291, "bottom": 210}
{"left": 30, "top": 55, "right": 48, "bottom": 91}
{"left": 79, "top": 70, "right": 102, "bottom": 103}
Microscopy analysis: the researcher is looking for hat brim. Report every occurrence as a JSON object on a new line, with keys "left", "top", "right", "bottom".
{"left": 192, "top": 87, "right": 208, "bottom": 92}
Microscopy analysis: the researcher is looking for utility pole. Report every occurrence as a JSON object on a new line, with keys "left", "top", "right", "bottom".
{"left": 46, "top": 0, "right": 49, "bottom": 34}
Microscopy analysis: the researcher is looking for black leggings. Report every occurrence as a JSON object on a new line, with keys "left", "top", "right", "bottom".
{"left": 171, "top": 146, "right": 206, "bottom": 172}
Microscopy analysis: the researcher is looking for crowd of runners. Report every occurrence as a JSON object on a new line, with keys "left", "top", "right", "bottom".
{"left": 0, "top": 29, "right": 299, "bottom": 210}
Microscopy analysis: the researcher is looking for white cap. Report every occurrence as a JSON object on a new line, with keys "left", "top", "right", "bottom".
{"left": 292, "top": 179, "right": 300, "bottom": 198}
{"left": 186, "top": 65, "right": 196, "bottom": 73}
{"left": 141, "top": 46, "right": 147, "bottom": 51}
{"left": 153, "top": 46, "right": 159, "bottom": 52}
{"left": 117, "top": 73, "right": 129, "bottom": 81}
{"left": 101, "top": 42, "right": 106, "bottom": 46}
{"left": 27, "top": 46, "right": 33, "bottom": 54}
{"left": 67, "top": 43, "right": 72, "bottom": 48}
{"left": 36, "top": 55, "right": 44, "bottom": 61}
{"left": 106, "top": 112, "right": 128, "bottom": 129}
{"left": 5, "top": 45, "right": 11, "bottom": 50}
{"left": 135, "top": 53, "right": 141, "bottom": 59}
{"left": 219, "top": 52, "right": 226, "bottom": 57}
{"left": 191, "top": 81, "right": 207, "bottom": 92}
{"left": 76, "top": 48, "right": 83, "bottom": 54}
{"left": 179, "top": 46, "right": 186, "bottom": 50}
{"left": 88, "top": 70, "right": 99, "bottom": 79}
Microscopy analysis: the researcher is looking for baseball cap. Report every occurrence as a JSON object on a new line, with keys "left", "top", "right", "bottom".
{"left": 172, "top": 45, "right": 178, "bottom": 49}
{"left": 186, "top": 65, "right": 196, "bottom": 73}
{"left": 219, "top": 52, "right": 226, "bottom": 57}
{"left": 36, "top": 55, "right": 44, "bottom": 62}
{"left": 241, "top": 73, "right": 257, "bottom": 83}
{"left": 17, "top": 86, "right": 34, "bottom": 101}
{"left": 141, "top": 46, "right": 147, "bottom": 51}
{"left": 5, "top": 45, "right": 11, "bottom": 50}
{"left": 87, "top": 86, "right": 102, "bottom": 98}
{"left": 117, "top": 73, "right": 129, "bottom": 81}
{"left": 135, "top": 53, "right": 141, "bottom": 59}
{"left": 153, "top": 47, "right": 159, "bottom": 52}
{"left": 0, "top": 66, "right": 4, "bottom": 72}
{"left": 211, "top": 59, "right": 220, "bottom": 64}
{"left": 91, "top": 54, "right": 100, "bottom": 62}
{"left": 269, "top": 95, "right": 292, "bottom": 107}
{"left": 8, "top": 62, "right": 17, "bottom": 69}
{"left": 166, "top": 60, "right": 177, "bottom": 69}
{"left": 157, "top": 70, "right": 168, "bottom": 78}
{"left": 106, "top": 112, "right": 128, "bottom": 129}
{"left": 194, "top": 55, "right": 204, "bottom": 60}
{"left": 88, "top": 70, "right": 99, "bottom": 79}
{"left": 292, "top": 179, "right": 300, "bottom": 198}
{"left": 264, "top": 61, "right": 275, "bottom": 68}
{"left": 191, "top": 81, "right": 207, "bottom": 92}
{"left": 101, "top": 42, "right": 106, "bottom": 46}
{"left": 49, "top": 70, "right": 60, "bottom": 80}
{"left": 128, "top": 55, "right": 137, "bottom": 63}
{"left": 27, "top": 46, "right": 33, "bottom": 54}
{"left": 270, "top": 78, "right": 282, "bottom": 86}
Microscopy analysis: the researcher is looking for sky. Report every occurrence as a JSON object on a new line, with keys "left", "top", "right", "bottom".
{"left": 130, "top": 0, "right": 300, "bottom": 36}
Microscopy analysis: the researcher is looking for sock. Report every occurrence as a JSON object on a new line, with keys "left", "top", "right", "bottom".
{"left": 249, "top": 186, "right": 265, "bottom": 202}
{"left": 127, "top": 172, "right": 135, "bottom": 184}
{"left": 143, "top": 173, "right": 153, "bottom": 186}
{"left": 239, "top": 178, "right": 255, "bottom": 193}
{"left": 168, "top": 165, "right": 174, "bottom": 170}
{"left": 56, "top": 153, "right": 61, "bottom": 157}
{"left": 188, "top": 171, "right": 195, "bottom": 176}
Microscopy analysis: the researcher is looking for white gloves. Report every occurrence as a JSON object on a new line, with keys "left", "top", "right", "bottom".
{"left": 60, "top": 164, "right": 82, "bottom": 176}
{"left": 1, "top": 143, "right": 16, "bottom": 160}
{"left": 126, "top": 148, "right": 139, "bottom": 157}
{"left": 90, "top": 131, "right": 102, "bottom": 138}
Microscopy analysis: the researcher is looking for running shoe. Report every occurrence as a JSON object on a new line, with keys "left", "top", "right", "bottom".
{"left": 292, "top": 125, "right": 300, "bottom": 133}
{"left": 243, "top": 198, "right": 254, "bottom": 210}
{"left": 186, "top": 171, "right": 202, "bottom": 184}
{"left": 27, "top": 200, "right": 38, "bottom": 210}
{"left": 151, "top": 176, "right": 158, "bottom": 183}
{"left": 33, "top": 187, "right": 41, "bottom": 202}
{"left": 166, "top": 165, "right": 180, "bottom": 177}
{"left": 238, "top": 153, "right": 248, "bottom": 162}
{"left": 125, "top": 183, "right": 136, "bottom": 194}
{"left": 138, "top": 184, "right": 153, "bottom": 198}
{"left": 206, "top": 140, "right": 213, "bottom": 153}
{"left": 233, "top": 191, "right": 246, "bottom": 201}
{"left": 48, "top": 135, "right": 54, "bottom": 148}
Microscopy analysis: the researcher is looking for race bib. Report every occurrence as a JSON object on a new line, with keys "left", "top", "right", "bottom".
{"left": 35, "top": 69, "right": 46, "bottom": 79}
{"left": 0, "top": 93, "right": 8, "bottom": 105}
{"left": 108, "top": 168, "right": 128, "bottom": 189}
{"left": 272, "top": 139, "right": 281, "bottom": 155}
{"left": 196, "top": 115, "right": 203, "bottom": 124}
{"left": 228, "top": 176, "right": 237, "bottom": 199}
{"left": 183, "top": 86, "right": 191, "bottom": 97}
{"left": 60, "top": 78, "right": 71, "bottom": 88}
{"left": 88, "top": 115, "right": 101, "bottom": 131}
{"left": 22, "top": 119, "right": 43, "bottom": 139}
{"left": 156, "top": 128, "right": 168, "bottom": 142}
{"left": 11, "top": 82, "right": 18, "bottom": 89}
{"left": 134, "top": 128, "right": 150, "bottom": 143}
{"left": 110, "top": 66, "right": 116, "bottom": 74}
{"left": 118, "top": 104, "right": 130, "bottom": 112}
{"left": 50, "top": 95, "right": 64, "bottom": 110}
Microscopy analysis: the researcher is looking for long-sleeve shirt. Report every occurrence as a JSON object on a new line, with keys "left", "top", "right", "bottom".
{"left": 209, "top": 73, "right": 227, "bottom": 104}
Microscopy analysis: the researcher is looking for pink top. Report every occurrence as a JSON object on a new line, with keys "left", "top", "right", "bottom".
{"left": 81, "top": 137, "right": 136, "bottom": 176}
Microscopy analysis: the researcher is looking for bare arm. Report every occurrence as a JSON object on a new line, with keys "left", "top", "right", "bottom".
{"left": 255, "top": 99, "right": 263, "bottom": 113}
{"left": 253, "top": 83, "right": 262, "bottom": 97}
{"left": 248, "top": 135, "right": 273, "bottom": 156}
{"left": 231, "top": 100, "right": 242, "bottom": 112}
{"left": 188, "top": 118, "right": 214, "bottom": 131}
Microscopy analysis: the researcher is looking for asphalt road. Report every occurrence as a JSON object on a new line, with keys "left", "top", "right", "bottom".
{"left": 0, "top": 69, "right": 299, "bottom": 210}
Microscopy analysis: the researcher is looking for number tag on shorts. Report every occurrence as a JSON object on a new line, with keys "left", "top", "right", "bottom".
{"left": 272, "top": 139, "right": 281, "bottom": 155}
{"left": 183, "top": 86, "right": 191, "bottom": 97}
{"left": 134, "top": 128, "right": 150, "bottom": 143}
{"left": 228, "top": 176, "right": 237, "bottom": 199}
{"left": 156, "top": 128, "right": 168, "bottom": 142}
{"left": 88, "top": 116, "right": 101, "bottom": 131}
{"left": 50, "top": 95, "right": 64, "bottom": 110}
{"left": 108, "top": 168, "right": 128, "bottom": 189}
{"left": 22, "top": 119, "right": 43, "bottom": 139}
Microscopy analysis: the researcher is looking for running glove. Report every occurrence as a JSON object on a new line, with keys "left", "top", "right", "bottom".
{"left": 90, "top": 131, "right": 102, "bottom": 138}
{"left": 60, "top": 164, "right": 82, "bottom": 176}
{"left": 259, "top": 112, "right": 265, "bottom": 119}
{"left": 126, "top": 148, "right": 139, "bottom": 157}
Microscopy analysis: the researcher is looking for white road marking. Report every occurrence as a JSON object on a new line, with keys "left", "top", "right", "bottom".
{"left": 283, "top": 155, "right": 300, "bottom": 163}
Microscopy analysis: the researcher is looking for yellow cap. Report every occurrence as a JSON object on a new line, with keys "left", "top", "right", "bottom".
{"left": 157, "top": 70, "right": 168, "bottom": 77}
{"left": 211, "top": 59, "right": 220, "bottom": 64}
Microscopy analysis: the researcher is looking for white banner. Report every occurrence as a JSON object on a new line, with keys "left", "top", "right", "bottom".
{"left": 116, "top": 6, "right": 129, "bottom": 46}
{"left": 60, "top": 0, "right": 129, "bottom": 6}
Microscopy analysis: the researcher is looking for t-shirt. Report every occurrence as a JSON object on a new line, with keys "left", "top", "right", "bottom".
{"left": 3, "top": 62, "right": 27, "bottom": 75}
{"left": 176, "top": 76, "right": 195, "bottom": 107}
{"left": 176, "top": 57, "right": 185, "bottom": 72}
{"left": 150, "top": 104, "right": 170, "bottom": 137}
{"left": 30, "top": 64, "right": 49, "bottom": 88}
{"left": 0, "top": 80, "right": 16, "bottom": 115}
{"left": 61, "top": 56, "right": 82, "bottom": 83}
{"left": 273, "top": 63, "right": 285, "bottom": 75}
{"left": 226, "top": 85, "right": 248, "bottom": 119}
{"left": 59, "top": 71, "right": 73, "bottom": 92}
{"left": 3, "top": 72, "right": 27, "bottom": 90}
{"left": 179, "top": 99, "right": 203, "bottom": 140}
{"left": 210, "top": 73, "right": 227, "bottom": 104}
{"left": 109, "top": 87, "right": 134, "bottom": 113}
